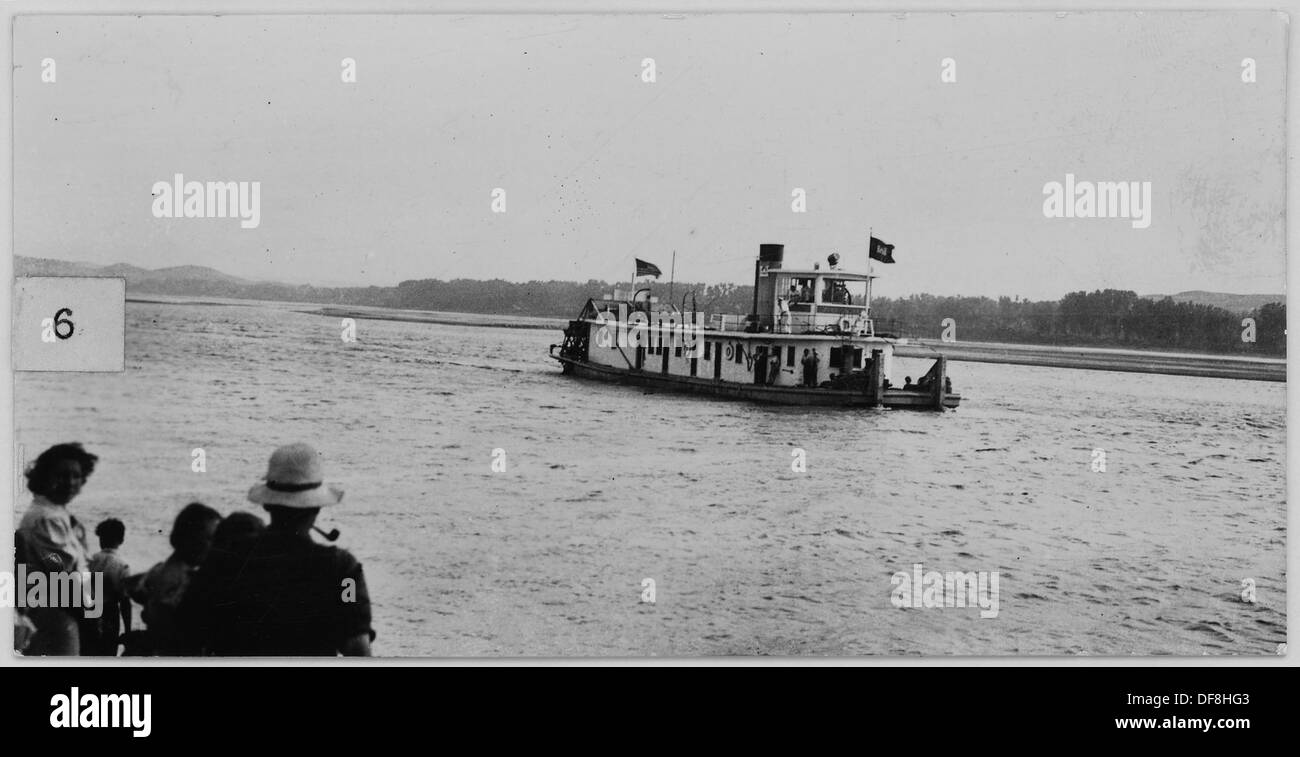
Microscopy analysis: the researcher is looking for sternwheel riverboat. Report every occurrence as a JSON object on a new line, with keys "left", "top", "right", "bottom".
{"left": 549, "top": 243, "right": 960, "bottom": 409}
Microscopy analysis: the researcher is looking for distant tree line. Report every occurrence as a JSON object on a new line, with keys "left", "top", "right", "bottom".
{"left": 870, "top": 290, "right": 1285, "bottom": 356}
{"left": 129, "top": 277, "right": 1284, "bottom": 356}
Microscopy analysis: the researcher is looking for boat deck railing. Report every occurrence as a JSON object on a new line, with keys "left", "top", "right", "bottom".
{"left": 708, "top": 312, "right": 881, "bottom": 336}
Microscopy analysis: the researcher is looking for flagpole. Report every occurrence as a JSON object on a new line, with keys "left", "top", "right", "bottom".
{"left": 669, "top": 250, "right": 676, "bottom": 309}
{"left": 867, "top": 227, "right": 873, "bottom": 325}
{"left": 867, "top": 226, "right": 873, "bottom": 283}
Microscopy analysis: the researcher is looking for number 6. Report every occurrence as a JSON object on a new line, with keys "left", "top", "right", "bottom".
{"left": 54, "top": 307, "right": 74, "bottom": 340}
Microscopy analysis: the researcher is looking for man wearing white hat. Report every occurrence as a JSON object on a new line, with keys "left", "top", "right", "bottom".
{"left": 181, "top": 443, "right": 374, "bottom": 656}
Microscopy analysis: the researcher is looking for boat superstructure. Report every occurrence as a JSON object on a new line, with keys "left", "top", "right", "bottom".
{"left": 549, "top": 243, "right": 960, "bottom": 409}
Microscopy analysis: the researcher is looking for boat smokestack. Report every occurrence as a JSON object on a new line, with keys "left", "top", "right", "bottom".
{"left": 751, "top": 243, "right": 785, "bottom": 329}
{"left": 759, "top": 243, "right": 785, "bottom": 270}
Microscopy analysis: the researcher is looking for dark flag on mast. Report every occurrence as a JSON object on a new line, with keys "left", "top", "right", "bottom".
{"left": 635, "top": 258, "right": 663, "bottom": 278}
{"left": 869, "top": 237, "right": 896, "bottom": 264}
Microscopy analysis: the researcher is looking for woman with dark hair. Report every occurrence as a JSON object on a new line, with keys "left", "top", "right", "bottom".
{"left": 17, "top": 443, "right": 99, "bottom": 655}
{"left": 127, "top": 502, "right": 221, "bottom": 656}
{"left": 208, "top": 511, "right": 267, "bottom": 557}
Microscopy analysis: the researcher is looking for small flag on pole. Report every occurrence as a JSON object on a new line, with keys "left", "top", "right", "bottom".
{"left": 635, "top": 258, "right": 663, "bottom": 278}
{"left": 869, "top": 237, "right": 896, "bottom": 264}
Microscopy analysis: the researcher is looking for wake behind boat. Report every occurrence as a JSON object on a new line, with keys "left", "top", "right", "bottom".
{"left": 549, "top": 243, "right": 961, "bottom": 409}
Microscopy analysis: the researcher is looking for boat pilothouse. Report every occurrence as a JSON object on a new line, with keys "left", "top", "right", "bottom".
{"left": 754, "top": 243, "right": 876, "bottom": 337}
{"left": 550, "top": 243, "right": 961, "bottom": 409}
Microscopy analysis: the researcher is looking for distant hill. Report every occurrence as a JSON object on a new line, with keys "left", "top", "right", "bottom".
{"left": 16, "top": 256, "right": 253, "bottom": 286}
{"left": 14, "top": 256, "right": 118, "bottom": 278}
{"left": 1141, "top": 291, "right": 1285, "bottom": 313}
{"left": 151, "top": 265, "right": 248, "bottom": 284}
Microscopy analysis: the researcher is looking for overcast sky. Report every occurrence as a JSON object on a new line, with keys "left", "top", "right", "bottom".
{"left": 13, "top": 11, "right": 1287, "bottom": 299}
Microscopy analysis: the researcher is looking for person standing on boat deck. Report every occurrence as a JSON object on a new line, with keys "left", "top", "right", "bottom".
{"left": 800, "top": 349, "right": 813, "bottom": 387}
{"left": 182, "top": 443, "right": 374, "bottom": 656}
{"left": 810, "top": 349, "right": 822, "bottom": 387}
{"left": 18, "top": 443, "right": 99, "bottom": 656}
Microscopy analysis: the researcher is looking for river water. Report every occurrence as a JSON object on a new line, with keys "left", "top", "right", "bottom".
{"left": 13, "top": 300, "right": 1287, "bottom": 656}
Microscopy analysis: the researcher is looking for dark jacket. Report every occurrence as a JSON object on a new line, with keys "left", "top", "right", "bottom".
{"left": 179, "top": 529, "right": 374, "bottom": 656}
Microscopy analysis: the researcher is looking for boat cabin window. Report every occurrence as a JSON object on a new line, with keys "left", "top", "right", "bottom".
{"left": 785, "top": 277, "right": 816, "bottom": 304}
{"left": 829, "top": 346, "right": 863, "bottom": 370}
{"left": 822, "top": 279, "right": 867, "bottom": 306}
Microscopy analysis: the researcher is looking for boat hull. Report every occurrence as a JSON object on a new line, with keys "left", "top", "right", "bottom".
{"left": 552, "top": 355, "right": 960, "bottom": 409}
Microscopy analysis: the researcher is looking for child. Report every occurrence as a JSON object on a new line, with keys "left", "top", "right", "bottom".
{"left": 85, "top": 519, "right": 132, "bottom": 656}
{"left": 128, "top": 503, "right": 220, "bottom": 656}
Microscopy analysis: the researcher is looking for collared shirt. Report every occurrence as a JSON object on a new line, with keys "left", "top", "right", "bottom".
{"left": 18, "top": 496, "right": 89, "bottom": 574}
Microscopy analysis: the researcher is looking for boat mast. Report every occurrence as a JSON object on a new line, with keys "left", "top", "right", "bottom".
{"left": 668, "top": 250, "right": 676, "bottom": 307}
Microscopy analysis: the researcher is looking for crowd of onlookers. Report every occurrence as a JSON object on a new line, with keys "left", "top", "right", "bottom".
{"left": 14, "top": 442, "right": 375, "bottom": 657}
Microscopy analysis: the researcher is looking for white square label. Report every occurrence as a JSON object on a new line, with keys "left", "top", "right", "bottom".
{"left": 12, "top": 277, "right": 126, "bottom": 372}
